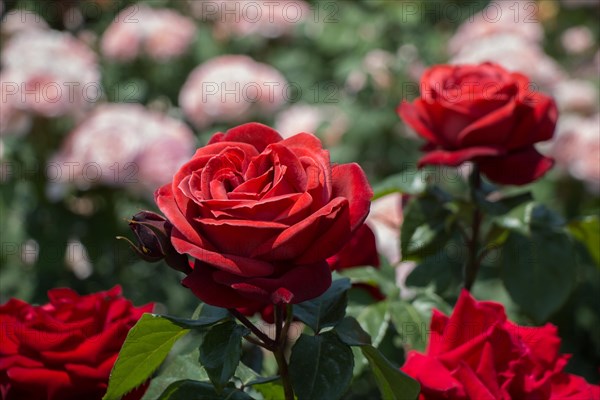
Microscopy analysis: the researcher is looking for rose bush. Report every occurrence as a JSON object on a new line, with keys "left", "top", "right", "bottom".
{"left": 402, "top": 290, "right": 600, "bottom": 400}
{"left": 0, "top": 286, "right": 152, "bottom": 400}
{"left": 154, "top": 122, "right": 373, "bottom": 309}
{"left": 398, "top": 62, "right": 558, "bottom": 185}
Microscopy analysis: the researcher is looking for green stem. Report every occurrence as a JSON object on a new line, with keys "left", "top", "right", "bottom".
{"left": 464, "top": 166, "right": 483, "bottom": 291}
{"left": 274, "top": 304, "right": 294, "bottom": 400}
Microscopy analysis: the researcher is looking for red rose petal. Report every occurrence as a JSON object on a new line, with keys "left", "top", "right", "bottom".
{"left": 194, "top": 218, "right": 286, "bottom": 257}
{"left": 402, "top": 352, "right": 467, "bottom": 399}
{"left": 155, "top": 183, "right": 207, "bottom": 247}
{"left": 398, "top": 100, "right": 441, "bottom": 145}
{"left": 478, "top": 146, "right": 554, "bottom": 185}
{"left": 171, "top": 229, "right": 274, "bottom": 277}
{"left": 229, "top": 260, "right": 332, "bottom": 305}
{"left": 451, "top": 362, "right": 497, "bottom": 400}
{"left": 255, "top": 197, "right": 349, "bottom": 261}
{"left": 209, "top": 122, "right": 283, "bottom": 152}
{"left": 475, "top": 342, "right": 504, "bottom": 399}
{"left": 418, "top": 146, "right": 503, "bottom": 167}
{"left": 507, "top": 94, "right": 558, "bottom": 150}
{"left": 7, "top": 367, "right": 72, "bottom": 398}
{"left": 458, "top": 99, "right": 517, "bottom": 147}
{"left": 327, "top": 224, "right": 380, "bottom": 271}
{"left": 182, "top": 262, "right": 263, "bottom": 308}
{"left": 330, "top": 163, "right": 372, "bottom": 232}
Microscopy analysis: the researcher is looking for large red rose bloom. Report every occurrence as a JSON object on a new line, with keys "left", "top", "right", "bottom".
{"left": 398, "top": 62, "right": 558, "bottom": 185}
{"left": 0, "top": 286, "right": 152, "bottom": 400}
{"left": 401, "top": 290, "right": 600, "bottom": 400}
{"left": 155, "top": 123, "right": 373, "bottom": 308}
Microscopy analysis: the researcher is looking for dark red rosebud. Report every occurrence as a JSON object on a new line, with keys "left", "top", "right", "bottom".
{"left": 121, "top": 211, "right": 191, "bottom": 274}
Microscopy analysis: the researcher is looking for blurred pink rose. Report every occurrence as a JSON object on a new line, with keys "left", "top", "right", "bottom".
{"left": 179, "top": 55, "right": 287, "bottom": 128}
{"left": 366, "top": 192, "right": 418, "bottom": 299}
{"left": 101, "top": 5, "right": 196, "bottom": 62}
{"left": 52, "top": 104, "right": 195, "bottom": 193}
{"left": 561, "top": 26, "right": 595, "bottom": 55}
{"left": 1, "top": 30, "right": 100, "bottom": 119}
{"left": 0, "top": 74, "right": 30, "bottom": 136}
{"left": 450, "top": 34, "right": 566, "bottom": 89}
{"left": 449, "top": 1, "right": 566, "bottom": 90}
{"left": 0, "top": 10, "right": 48, "bottom": 36}
{"left": 551, "top": 114, "right": 600, "bottom": 192}
{"left": 367, "top": 193, "right": 403, "bottom": 266}
{"left": 449, "top": 0, "right": 543, "bottom": 55}
{"left": 553, "top": 79, "right": 599, "bottom": 114}
{"left": 274, "top": 103, "right": 348, "bottom": 146}
{"left": 363, "top": 49, "right": 395, "bottom": 90}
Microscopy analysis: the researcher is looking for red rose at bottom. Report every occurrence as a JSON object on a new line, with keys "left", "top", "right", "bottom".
{"left": 402, "top": 290, "right": 599, "bottom": 400}
{"left": 0, "top": 286, "right": 153, "bottom": 400}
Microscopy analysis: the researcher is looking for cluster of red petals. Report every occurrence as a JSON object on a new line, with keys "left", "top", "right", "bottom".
{"left": 398, "top": 62, "right": 558, "bottom": 185}
{"left": 0, "top": 286, "right": 152, "bottom": 400}
{"left": 402, "top": 290, "right": 600, "bottom": 400}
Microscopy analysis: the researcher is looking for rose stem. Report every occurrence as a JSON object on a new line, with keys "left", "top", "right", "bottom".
{"left": 274, "top": 304, "right": 283, "bottom": 343}
{"left": 464, "top": 165, "right": 483, "bottom": 291}
{"left": 228, "top": 308, "right": 275, "bottom": 350}
{"left": 274, "top": 304, "right": 295, "bottom": 400}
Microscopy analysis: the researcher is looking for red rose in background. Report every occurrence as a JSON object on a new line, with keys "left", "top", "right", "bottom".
{"left": 398, "top": 62, "right": 558, "bottom": 185}
{"left": 155, "top": 123, "right": 372, "bottom": 308}
{"left": 0, "top": 286, "right": 153, "bottom": 400}
{"left": 401, "top": 290, "right": 600, "bottom": 400}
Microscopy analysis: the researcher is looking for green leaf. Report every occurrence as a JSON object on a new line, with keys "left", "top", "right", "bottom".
{"left": 141, "top": 349, "right": 209, "bottom": 400}
{"left": 157, "top": 380, "right": 253, "bottom": 400}
{"left": 405, "top": 243, "right": 463, "bottom": 294}
{"left": 289, "top": 332, "right": 354, "bottom": 400}
{"left": 389, "top": 301, "right": 428, "bottom": 352}
{"left": 334, "top": 316, "right": 372, "bottom": 346}
{"left": 526, "top": 203, "right": 566, "bottom": 229}
{"left": 252, "top": 381, "right": 288, "bottom": 400}
{"left": 372, "top": 169, "right": 426, "bottom": 199}
{"left": 401, "top": 188, "right": 454, "bottom": 259}
{"left": 234, "top": 362, "right": 279, "bottom": 387}
{"left": 103, "top": 314, "right": 190, "bottom": 400}
{"left": 339, "top": 262, "right": 399, "bottom": 298}
{"left": 164, "top": 305, "right": 230, "bottom": 329}
{"left": 501, "top": 204, "right": 577, "bottom": 322}
{"left": 352, "top": 301, "right": 389, "bottom": 347}
{"left": 360, "top": 346, "right": 420, "bottom": 400}
{"left": 198, "top": 321, "right": 249, "bottom": 392}
{"left": 334, "top": 311, "right": 421, "bottom": 399}
{"left": 293, "top": 278, "right": 352, "bottom": 333}
{"left": 474, "top": 190, "right": 533, "bottom": 216}
{"left": 568, "top": 216, "right": 600, "bottom": 267}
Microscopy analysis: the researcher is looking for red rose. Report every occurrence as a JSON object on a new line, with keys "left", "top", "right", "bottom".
{"left": 0, "top": 286, "right": 153, "bottom": 400}
{"left": 401, "top": 290, "right": 600, "bottom": 400}
{"left": 155, "top": 122, "right": 372, "bottom": 308}
{"left": 398, "top": 62, "right": 558, "bottom": 185}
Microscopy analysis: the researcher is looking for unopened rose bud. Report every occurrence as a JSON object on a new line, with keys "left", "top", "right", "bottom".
{"left": 120, "top": 211, "right": 191, "bottom": 273}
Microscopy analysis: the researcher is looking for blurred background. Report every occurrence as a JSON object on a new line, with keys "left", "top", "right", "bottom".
{"left": 1, "top": 0, "right": 599, "bottom": 385}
